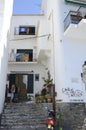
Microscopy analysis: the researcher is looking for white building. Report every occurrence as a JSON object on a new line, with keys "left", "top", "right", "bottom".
{"left": 0, "top": 0, "right": 86, "bottom": 113}
{"left": 44, "top": 0, "right": 86, "bottom": 103}
{"left": 0, "top": 0, "right": 13, "bottom": 115}
{"left": 7, "top": 14, "right": 51, "bottom": 98}
{"left": 7, "top": 0, "right": 86, "bottom": 103}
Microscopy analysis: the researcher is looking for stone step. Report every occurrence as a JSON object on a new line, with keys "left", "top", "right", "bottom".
{"left": 1, "top": 125, "right": 47, "bottom": 129}
{"left": 0, "top": 102, "right": 48, "bottom": 129}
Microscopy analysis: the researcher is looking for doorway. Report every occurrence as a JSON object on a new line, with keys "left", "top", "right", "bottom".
{"left": 9, "top": 73, "right": 34, "bottom": 96}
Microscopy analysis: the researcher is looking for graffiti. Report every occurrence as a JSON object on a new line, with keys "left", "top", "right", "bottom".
{"left": 62, "top": 88, "right": 83, "bottom": 97}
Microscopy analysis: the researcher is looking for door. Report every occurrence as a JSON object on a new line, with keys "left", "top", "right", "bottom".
{"left": 9, "top": 74, "right": 16, "bottom": 93}
{"left": 9, "top": 74, "right": 27, "bottom": 94}
{"left": 9, "top": 74, "right": 34, "bottom": 94}
{"left": 27, "top": 74, "right": 34, "bottom": 94}
{"left": 16, "top": 74, "right": 28, "bottom": 95}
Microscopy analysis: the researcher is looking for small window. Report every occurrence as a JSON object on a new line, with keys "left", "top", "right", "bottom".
{"left": 19, "top": 26, "right": 35, "bottom": 35}
{"left": 35, "top": 74, "right": 39, "bottom": 81}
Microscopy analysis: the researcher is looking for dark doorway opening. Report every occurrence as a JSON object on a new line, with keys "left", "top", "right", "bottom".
{"left": 9, "top": 73, "right": 34, "bottom": 100}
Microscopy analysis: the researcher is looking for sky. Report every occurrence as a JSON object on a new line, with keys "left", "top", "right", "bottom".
{"left": 13, "top": 0, "right": 42, "bottom": 14}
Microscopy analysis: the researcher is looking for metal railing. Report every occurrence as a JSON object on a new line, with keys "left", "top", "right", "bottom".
{"left": 65, "top": 0, "right": 86, "bottom": 6}
{"left": 64, "top": 11, "right": 83, "bottom": 31}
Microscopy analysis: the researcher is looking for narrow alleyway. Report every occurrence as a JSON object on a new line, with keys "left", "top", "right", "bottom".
{"left": 0, "top": 101, "right": 86, "bottom": 130}
{"left": 0, "top": 101, "right": 48, "bottom": 130}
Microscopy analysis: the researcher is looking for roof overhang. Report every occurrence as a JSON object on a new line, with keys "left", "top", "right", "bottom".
{"left": 65, "top": 0, "right": 86, "bottom": 6}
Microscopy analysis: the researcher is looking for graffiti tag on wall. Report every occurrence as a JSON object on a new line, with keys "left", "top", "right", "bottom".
{"left": 62, "top": 88, "right": 83, "bottom": 97}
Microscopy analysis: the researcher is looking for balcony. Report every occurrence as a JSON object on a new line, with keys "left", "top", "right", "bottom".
{"left": 8, "top": 49, "right": 38, "bottom": 64}
{"left": 8, "top": 55, "right": 37, "bottom": 64}
{"left": 65, "top": 0, "right": 86, "bottom": 6}
{"left": 8, "top": 61, "right": 37, "bottom": 65}
{"left": 64, "top": 11, "right": 86, "bottom": 39}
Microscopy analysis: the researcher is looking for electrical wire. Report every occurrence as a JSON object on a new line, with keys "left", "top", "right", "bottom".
{"left": 10, "top": 34, "right": 51, "bottom": 41}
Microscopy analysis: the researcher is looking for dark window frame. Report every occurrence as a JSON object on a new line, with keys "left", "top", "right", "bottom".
{"left": 19, "top": 26, "right": 35, "bottom": 35}
{"left": 35, "top": 74, "right": 39, "bottom": 81}
{"left": 16, "top": 49, "right": 33, "bottom": 62}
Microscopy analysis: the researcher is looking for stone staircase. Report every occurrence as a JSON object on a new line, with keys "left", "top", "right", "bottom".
{"left": 0, "top": 102, "right": 85, "bottom": 130}
{"left": 0, "top": 101, "right": 48, "bottom": 130}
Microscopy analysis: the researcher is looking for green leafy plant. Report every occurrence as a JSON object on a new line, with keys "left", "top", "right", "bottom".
{"left": 44, "top": 78, "right": 53, "bottom": 87}
{"left": 43, "top": 70, "right": 53, "bottom": 88}
{"left": 41, "top": 88, "right": 47, "bottom": 96}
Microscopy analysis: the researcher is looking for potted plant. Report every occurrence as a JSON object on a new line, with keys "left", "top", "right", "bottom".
{"left": 43, "top": 70, "right": 53, "bottom": 95}
{"left": 45, "top": 94, "right": 52, "bottom": 103}
{"left": 44, "top": 70, "right": 52, "bottom": 85}
{"left": 41, "top": 88, "right": 47, "bottom": 102}
{"left": 35, "top": 93, "right": 40, "bottom": 103}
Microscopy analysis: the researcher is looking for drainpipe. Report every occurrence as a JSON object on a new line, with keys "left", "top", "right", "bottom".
{"left": 51, "top": 10, "right": 56, "bottom": 118}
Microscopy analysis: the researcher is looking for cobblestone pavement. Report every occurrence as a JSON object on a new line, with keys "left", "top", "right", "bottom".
{"left": 0, "top": 101, "right": 49, "bottom": 130}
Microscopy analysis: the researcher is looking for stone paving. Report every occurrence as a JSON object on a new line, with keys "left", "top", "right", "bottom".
{"left": 0, "top": 101, "right": 86, "bottom": 130}
{"left": 0, "top": 101, "right": 48, "bottom": 130}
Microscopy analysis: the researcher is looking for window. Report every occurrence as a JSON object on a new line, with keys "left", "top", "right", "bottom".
{"left": 35, "top": 74, "right": 39, "bottom": 81}
{"left": 19, "top": 26, "right": 35, "bottom": 35}
{"left": 16, "top": 49, "right": 33, "bottom": 62}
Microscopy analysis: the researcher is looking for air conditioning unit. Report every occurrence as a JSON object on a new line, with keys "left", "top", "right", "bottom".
{"left": 65, "top": 0, "right": 86, "bottom": 5}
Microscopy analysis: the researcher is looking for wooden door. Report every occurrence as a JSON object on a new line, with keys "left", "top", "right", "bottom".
{"left": 15, "top": 74, "right": 27, "bottom": 94}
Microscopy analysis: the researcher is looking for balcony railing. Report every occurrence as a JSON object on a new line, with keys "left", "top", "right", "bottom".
{"left": 64, "top": 11, "right": 83, "bottom": 31}
{"left": 8, "top": 53, "right": 37, "bottom": 63}
{"left": 65, "top": 0, "right": 86, "bottom": 6}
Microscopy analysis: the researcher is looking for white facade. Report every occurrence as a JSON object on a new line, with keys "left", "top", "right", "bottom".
{"left": 7, "top": 0, "right": 86, "bottom": 103}
{"left": 7, "top": 14, "right": 51, "bottom": 97}
{"left": 43, "top": 0, "right": 86, "bottom": 102}
{"left": 0, "top": 0, "right": 13, "bottom": 114}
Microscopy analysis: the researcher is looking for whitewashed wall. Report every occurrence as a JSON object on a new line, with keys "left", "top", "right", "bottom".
{"left": 0, "top": 0, "right": 13, "bottom": 114}
{"left": 62, "top": 38, "right": 86, "bottom": 102}
{"left": 44, "top": 0, "right": 86, "bottom": 102}
{"left": 8, "top": 15, "right": 49, "bottom": 95}
{"left": 8, "top": 0, "right": 86, "bottom": 103}
{"left": 8, "top": 63, "right": 46, "bottom": 95}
